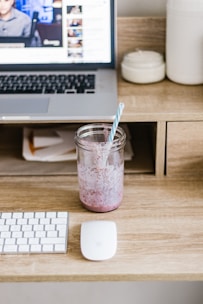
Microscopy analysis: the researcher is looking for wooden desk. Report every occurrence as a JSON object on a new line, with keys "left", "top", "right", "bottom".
{"left": 0, "top": 175, "right": 203, "bottom": 282}
{"left": 0, "top": 17, "right": 203, "bottom": 283}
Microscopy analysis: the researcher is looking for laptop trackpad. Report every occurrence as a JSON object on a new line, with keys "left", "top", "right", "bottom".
{"left": 0, "top": 97, "right": 49, "bottom": 114}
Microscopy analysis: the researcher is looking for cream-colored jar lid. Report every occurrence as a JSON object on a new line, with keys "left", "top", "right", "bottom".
{"left": 123, "top": 50, "right": 164, "bottom": 69}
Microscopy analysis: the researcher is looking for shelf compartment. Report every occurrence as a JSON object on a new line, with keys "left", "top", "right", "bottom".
{"left": 0, "top": 123, "right": 155, "bottom": 176}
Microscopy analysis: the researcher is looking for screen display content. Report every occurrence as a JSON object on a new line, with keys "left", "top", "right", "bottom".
{"left": 0, "top": 0, "right": 112, "bottom": 65}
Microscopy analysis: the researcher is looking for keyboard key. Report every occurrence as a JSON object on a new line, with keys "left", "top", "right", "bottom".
{"left": 22, "top": 225, "right": 32, "bottom": 232}
{"left": 4, "top": 245, "right": 18, "bottom": 253}
{"left": 24, "top": 212, "right": 34, "bottom": 218}
{"left": 6, "top": 219, "right": 16, "bottom": 225}
{"left": 45, "top": 224, "right": 55, "bottom": 231}
{"left": 17, "top": 218, "right": 27, "bottom": 225}
{"left": 12, "top": 231, "right": 23, "bottom": 238}
{"left": 10, "top": 225, "right": 21, "bottom": 232}
{"left": 33, "top": 224, "right": 43, "bottom": 231}
{"left": 30, "top": 244, "right": 42, "bottom": 252}
{"left": 1, "top": 231, "right": 11, "bottom": 238}
{"left": 42, "top": 244, "right": 54, "bottom": 252}
{"left": 13, "top": 212, "right": 23, "bottom": 219}
{"left": 0, "top": 219, "right": 5, "bottom": 225}
{"left": 24, "top": 231, "right": 34, "bottom": 238}
{"left": 29, "top": 238, "right": 40, "bottom": 245}
{"left": 5, "top": 238, "right": 16, "bottom": 245}
{"left": 47, "top": 231, "right": 57, "bottom": 238}
{"left": 35, "top": 231, "right": 46, "bottom": 238}
{"left": 17, "top": 238, "right": 28, "bottom": 245}
{"left": 35, "top": 212, "right": 45, "bottom": 218}
{"left": 58, "top": 212, "right": 68, "bottom": 218}
{"left": 0, "top": 225, "right": 9, "bottom": 232}
{"left": 55, "top": 244, "right": 66, "bottom": 252}
{"left": 29, "top": 218, "right": 39, "bottom": 225}
{"left": 18, "top": 245, "right": 30, "bottom": 253}
{"left": 52, "top": 218, "right": 68, "bottom": 224}
{"left": 1, "top": 213, "right": 12, "bottom": 219}
{"left": 46, "top": 212, "right": 57, "bottom": 218}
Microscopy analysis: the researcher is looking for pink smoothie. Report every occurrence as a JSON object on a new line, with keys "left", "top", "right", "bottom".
{"left": 78, "top": 163, "right": 124, "bottom": 212}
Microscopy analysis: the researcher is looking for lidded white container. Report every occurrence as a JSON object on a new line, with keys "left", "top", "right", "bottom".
{"left": 166, "top": 0, "right": 203, "bottom": 84}
{"left": 121, "top": 50, "right": 165, "bottom": 84}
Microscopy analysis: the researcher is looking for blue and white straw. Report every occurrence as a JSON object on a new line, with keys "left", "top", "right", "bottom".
{"left": 108, "top": 102, "right": 125, "bottom": 142}
{"left": 99, "top": 102, "right": 124, "bottom": 167}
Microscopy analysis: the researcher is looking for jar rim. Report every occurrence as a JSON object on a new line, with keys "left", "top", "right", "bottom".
{"left": 75, "top": 123, "right": 126, "bottom": 151}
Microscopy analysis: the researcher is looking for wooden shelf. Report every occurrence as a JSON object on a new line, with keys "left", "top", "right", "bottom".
{"left": 0, "top": 123, "right": 155, "bottom": 176}
{"left": 0, "top": 125, "right": 76, "bottom": 176}
{"left": 125, "top": 123, "right": 155, "bottom": 174}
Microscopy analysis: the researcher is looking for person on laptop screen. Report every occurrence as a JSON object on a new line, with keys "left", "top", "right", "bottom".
{"left": 0, "top": 0, "right": 31, "bottom": 36}
{"left": 0, "top": 0, "right": 41, "bottom": 46}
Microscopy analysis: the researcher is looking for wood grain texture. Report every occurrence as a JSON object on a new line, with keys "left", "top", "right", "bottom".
{"left": 154, "top": 121, "right": 166, "bottom": 177}
{"left": 118, "top": 76, "right": 203, "bottom": 123}
{"left": 117, "top": 17, "right": 166, "bottom": 66}
{"left": 0, "top": 175, "right": 203, "bottom": 282}
{"left": 167, "top": 122, "right": 203, "bottom": 176}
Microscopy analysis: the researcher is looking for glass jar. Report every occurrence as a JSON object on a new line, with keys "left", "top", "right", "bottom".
{"left": 75, "top": 123, "right": 126, "bottom": 212}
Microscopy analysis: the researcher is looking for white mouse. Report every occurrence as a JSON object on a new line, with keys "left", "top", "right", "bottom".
{"left": 80, "top": 220, "right": 117, "bottom": 261}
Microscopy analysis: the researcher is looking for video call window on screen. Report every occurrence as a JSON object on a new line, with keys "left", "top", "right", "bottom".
{"left": 0, "top": 0, "right": 63, "bottom": 47}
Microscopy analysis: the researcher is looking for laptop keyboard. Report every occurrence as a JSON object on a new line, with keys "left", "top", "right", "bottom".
{"left": 0, "top": 74, "right": 95, "bottom": 94}
{"left": 0, "top": 211, "right": 69, "bottom": 254}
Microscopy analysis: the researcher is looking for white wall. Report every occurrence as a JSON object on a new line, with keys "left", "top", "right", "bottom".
{"left": 117, "top": 0, "right": 167, "bottom": 16}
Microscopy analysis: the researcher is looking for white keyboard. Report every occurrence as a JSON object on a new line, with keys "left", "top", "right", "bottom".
{"left": 0, "top": 211, "right": 69, "bottom": 254}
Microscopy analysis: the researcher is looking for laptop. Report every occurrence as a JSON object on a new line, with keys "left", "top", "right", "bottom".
{"left": 0, "top": 0, "right": 117, "bottom": 122}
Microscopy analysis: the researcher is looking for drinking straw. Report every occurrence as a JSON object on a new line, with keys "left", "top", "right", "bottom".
{"left": 107, "top": 102, "right": 125, "bottom": 142}
{"left": 97, "top": 102, "right": 124, "bottom": 167}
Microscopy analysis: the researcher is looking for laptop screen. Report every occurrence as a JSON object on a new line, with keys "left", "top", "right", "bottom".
{"left": 0, "top": 0, "right": 115, "bottom": 70}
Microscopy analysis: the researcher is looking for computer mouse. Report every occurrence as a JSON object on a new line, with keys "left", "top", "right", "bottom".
{"left": 80, "top": 220, "right": 117, "bottom": 261}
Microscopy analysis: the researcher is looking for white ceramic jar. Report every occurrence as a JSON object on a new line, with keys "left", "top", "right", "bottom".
{"left": 121, "top": 50, "right": 165, "bottom": 84}
{"left": 166, "top": 0, "right": 203, "bottom": 85}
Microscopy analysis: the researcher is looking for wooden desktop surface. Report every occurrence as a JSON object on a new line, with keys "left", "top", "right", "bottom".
{"left": 0, "top": 17, "right": 203, "bottom": 283}
{"left": 0, "top": 175, "right": 203, "bottom": 282}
